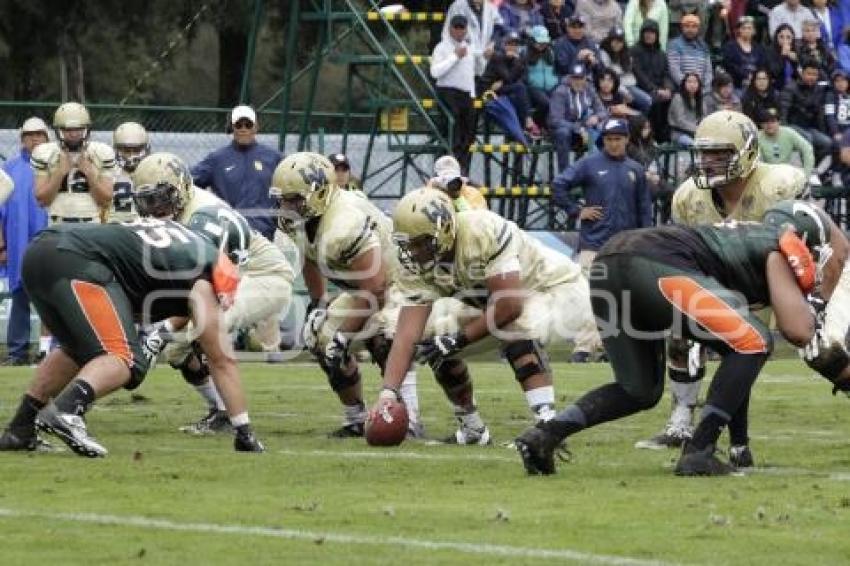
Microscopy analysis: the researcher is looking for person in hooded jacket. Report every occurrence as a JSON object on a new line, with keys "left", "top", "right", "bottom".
{"left": 631, "top": 19, "right": 674, "bottom": 141}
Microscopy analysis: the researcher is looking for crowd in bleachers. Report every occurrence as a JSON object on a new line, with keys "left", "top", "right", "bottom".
{"left": 421, "top": 0, "right": 850, "bottom": 185}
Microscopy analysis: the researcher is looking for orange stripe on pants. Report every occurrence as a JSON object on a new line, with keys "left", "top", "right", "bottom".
{"left": 70, "top": 280, "right": 133, "bottom": 366}
{"left": 657, "top": 276, "right": 768, "bottom": 354}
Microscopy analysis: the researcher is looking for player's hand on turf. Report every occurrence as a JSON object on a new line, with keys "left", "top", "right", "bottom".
{"left": 416, "top": 332, "right": 468, "bottom": 366}
{"left": 322, "top": 331, "right": 349, "bottom": 368}
{"left": 301, "top": 307, "right": 328, "bottom": 352}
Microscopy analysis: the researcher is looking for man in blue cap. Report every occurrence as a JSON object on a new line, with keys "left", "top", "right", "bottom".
{"left": 552, "top": 117, "right": 654, "bottom": 362}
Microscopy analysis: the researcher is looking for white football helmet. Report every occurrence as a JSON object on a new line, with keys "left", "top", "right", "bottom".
{"left": 113, "top": 122, "right": 150, "bottom": 173}
{"left": 53, "top": 102, "right": 91, "bottom": 151}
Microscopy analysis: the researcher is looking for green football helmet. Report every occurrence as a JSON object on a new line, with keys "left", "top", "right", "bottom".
{"left": 763, "top": 200, "right": 833, "bottom": 280}
{"left": 186, "top": 205, "right": 252, "bottom": 267}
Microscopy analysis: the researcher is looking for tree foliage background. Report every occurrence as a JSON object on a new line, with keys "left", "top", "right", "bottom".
{"left": 0, "top": 0, "right": 307, "bottom": 108}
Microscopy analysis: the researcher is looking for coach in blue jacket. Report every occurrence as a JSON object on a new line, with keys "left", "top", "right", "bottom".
{"left": 553, "top": 117, "right": 653, "bottom": 361}
{"left": 191, "top": 105, "right": 281, "bottom": 240}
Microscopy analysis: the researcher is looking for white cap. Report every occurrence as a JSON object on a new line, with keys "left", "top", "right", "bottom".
{"left": 231, "top": 105, "right": 256, "bottom": 125}
{"left": 20, "top": 117, "right": 49, "bottom": 136}
{"left": 434, "top": 154, "right": 462, "bottom": 179}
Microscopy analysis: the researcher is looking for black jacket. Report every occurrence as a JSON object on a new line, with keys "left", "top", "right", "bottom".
{"left": 780, "top": 80, "right": 828, "bottom": 131}
{"left": 630, "top": 20, "right": 673, "bottom": 96}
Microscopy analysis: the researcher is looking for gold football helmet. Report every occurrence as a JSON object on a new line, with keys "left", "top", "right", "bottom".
{"left": 392, "top": 187, "right": 457, "bottom": 274}
{"left": 692, "top": 110, "right": 760, "bottom": 190}
{"left": 113, "top": 121, "right": 150, "bottom": 173}
{"left": 269, "top": 152, "right": 337, "bottom": 228}
{"left": 53, "top": 102, "right": 91, "bottom": 151}
{"left": 131, "top": 152, "right": 194, "bottom": 218}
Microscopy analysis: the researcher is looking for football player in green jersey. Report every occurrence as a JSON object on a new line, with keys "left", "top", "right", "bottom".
{"left": 516, "top": 201, "right": 849, "bottom": 476}
{"left": 0, "top": 218, "right": 264, "bottom": 457}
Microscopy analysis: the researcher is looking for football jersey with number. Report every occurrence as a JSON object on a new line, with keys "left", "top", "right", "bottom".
{"left": 397, "top": 209, "right": 582, "bottom": 306}
{"left": 108, "top": 170, "right": 138, "bottom": 223}
{"left": 672, "top": 162, "right": 805, "bottom": 226}
{"left": 291, "top": 189, "right": 397, "bottom": 289}
{"left": 598, "top": 222, "right": 783, "bottom": 307}
{"left": 31, "top": 141, "right": 117, "bottom": 223}
{"left": 49, "top": 219, "right": 218, "bottom": 319}
{"left": 178, "top": 187, "right": 294, "bottom": 282}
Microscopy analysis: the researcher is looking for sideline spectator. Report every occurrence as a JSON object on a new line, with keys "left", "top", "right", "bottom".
{"left": 548, "top": 63, "right": 608, "bottom": 170}
{"left": 631, "top": 19, "right": 674, "bottom": 141}
{"left": 826, "top": 69, "right": 850, "bottom": 144}
{"left": 499, "top": 0, "right": 543, "bottom": 35}
{"left": 553, "top": 14, "right": 600, "bottom": 75}
{"left": 192, "top": 105, "right": 280, "bottom": 241}
{"left": 667, "top": 13, "right": 713, "bottom": 92}
{"left": 575, "top": 0, "right": 624, "bottom": 44}
{"left": 0, "top": 118, "right": 49, "bottom": 365}
{"left": 594, "top": 68, "right": 640, "bottom": 117}
{"left": 705, "top": 72, "right": 743, "bottom": 114}
{"left": 443, "top": 0, "right": 503, "bottom": 76}
{"left": 769, "top": 0, "right": 814, "bottom": 38}
{"left": 741, "top": 67, "right": 781, "bottom": 122}
{"left": 668, "top": 72, "right": 706, "bottom": 146}
{"left": 765, "top": 23, "right": 801, "bottom": 89}
{"left": 428, "top": 154, "right": 487, "bottom": 210}
{"left": 480, "top": 31, "right": 540, "bottom": 138}
{"left": 796, "top": 17, "right": 836, "bottom": 80}
{"left": 623, "top": 0, "right": 669, "bottom": 49}
{"left": 780, "top": 58, "right": 832, "bottom": 164}
{"left": 552, "top": 117, "right": 652, "bottom": 361}
{"left": 722, "top": 15, "right": 768, "bottom": 90}
{"left": 627, "top": 114, "right": 673, "bottom": 219}
{"left": 836, "top": 129, "right": 850, "bottom": 186}
{"left": 810, "top": 0, "right": 845, "bottom": 49}
{"left": 540, "top": 0, "right": 575, "bottom": 41}
{"left": 757, "top": 107, "right": 815, "bottom": 178}
{"left": 525, "top": 25, "right": 561, "bottom": 128}
{"left": 667, "top": 0, "right": 706, "bottom": 38}
{"left": 430, "top": 14, "right": 477, "bottom": 174}
{"left": 599, "top": 26, "right": 652, "bottom": 112}
{"left": 328, "top": 153, "right": 362, "bottom": 191}
{"left": 839, "top": 27, "right": 850, "bottom": 72}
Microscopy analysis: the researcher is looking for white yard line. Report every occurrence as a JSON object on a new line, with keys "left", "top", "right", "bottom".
{"left": 0, "top": 507, "right": 681, "bottom": 566}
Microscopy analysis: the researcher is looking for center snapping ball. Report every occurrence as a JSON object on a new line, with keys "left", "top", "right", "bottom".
{"left": 365, "top": 399, "right": 409, "bottom": 446}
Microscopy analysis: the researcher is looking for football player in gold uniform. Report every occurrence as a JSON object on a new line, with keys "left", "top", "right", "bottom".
{"left": 108, "top": 121, "right": 150, "bottom": 223}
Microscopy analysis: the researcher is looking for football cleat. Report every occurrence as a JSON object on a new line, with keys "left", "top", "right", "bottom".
{"left": 674, "top": 443, "right": 735, "bottom": 476}
{"left": 569, "top": 351, "right": 592, "bottom": 364}
{"left": 515, "top": 425, "right": 565, "bottom": 475}
{"left": 234, "top": 427, "right": 265, "bottom": 452}
{"left": 327, "top": 422, "right": 365, "bottom": 438}
{"left": 729, "top": 444, "right": 754, "bottom": 468}
{"left": 0, "top": 428, "right": 57, "bottom": 452}
{"left": 179, "top": 408, "right": 232, "bottom": 435}
{"left": 38, "top": 405, "right": 107, "bottom": 458}
{"left": 634, "top": 423, "right": 693, "bottom": 450}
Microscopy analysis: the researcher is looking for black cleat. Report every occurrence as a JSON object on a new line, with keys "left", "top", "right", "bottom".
{"left": 515, "top": 425, "right": 564, "bottom": 475}
{"left": 0, "top": 428, "right": 56, "bottom": 452}
{"left": 729, "top": 445, "right": 754, "bottom": 468}
{"left": 569, "top": 351, "right": 591, "bottom": 364}
{"left": 234, "top": 427, "right": 265, "bottom": 452}
{"left": 674, "top": 443, "right": 735, "bottom": 476}
{"left": 327, "top": 423, "right": 365, "bottom": 438}
{"left": 38, "top": 405, "right": 107, "bottom": 458}
{"left": 179, "top": 408, "right": 232, "bottom": 435}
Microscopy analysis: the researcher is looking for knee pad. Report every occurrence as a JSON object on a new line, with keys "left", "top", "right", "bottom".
{"left": 322, "top": 360, "right": 361, "bottom": 393}
{"left": 502, "top": 340, "right": 550, "bottom": 383}
{"left": 171, "top": 351, "right": 210, "bottom": 386}
{"left": 805, "top": 340, "right": 850, "bottom": 383}
{"left": 366, "top": 334, "right": 392, "bottom": 373}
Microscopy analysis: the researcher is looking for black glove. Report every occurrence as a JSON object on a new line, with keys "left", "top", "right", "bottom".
{"left": 416, "top": 332, "right": 468, "bottom": 367}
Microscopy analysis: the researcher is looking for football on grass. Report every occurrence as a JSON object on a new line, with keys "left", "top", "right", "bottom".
{"left": 365, "top": 399, "right": 409, "bottom": 446}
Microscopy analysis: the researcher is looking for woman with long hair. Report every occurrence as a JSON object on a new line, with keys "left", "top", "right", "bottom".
{"left": 668, "top": 72, "right": 705, "bottom": 146}
{"left": 721, "top": 15, "right": 767, "bottom": 90}
{"left": 765, "top": 23, "right": 800, "bottom": 90}
{"left": 594, "top": 68, "right": 641, "bottom": 117}
{"left": 599, "top": 26, "right": 653, "bottom": 112}
{"left": 741, "top": 67, "right": 780, "bottom": 123}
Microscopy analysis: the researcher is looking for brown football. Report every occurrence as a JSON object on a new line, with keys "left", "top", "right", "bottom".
{"left": 365, "top": 399, "right": 409, "bottom": 447}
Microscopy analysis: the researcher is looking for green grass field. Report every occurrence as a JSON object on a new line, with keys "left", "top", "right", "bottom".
{"left": 1, "top": 359, "right": 849, "bottom": 565}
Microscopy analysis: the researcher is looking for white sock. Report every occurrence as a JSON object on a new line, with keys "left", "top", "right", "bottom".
{"left": 343, "top": 402, "right": 366, "bottom": 426}
{"left": 670, "top": 380, "right": 700, "bottom": 409}
{"left": 230, "top": 412, "right": 250, "bottom": 427}
{"left": 39, "top": 336, "right": 51, "bottom": 354}
{"left": 458, "top": 410, "right": 485, "bottom": 431}
{"left": 195, "top": 379, "right": 226, "bottom": 411}
{"left": 399, "top": 369, "right": 420, "bottom": 426}
{"left": 525, "top": 385, "right": 556, "bottom": 422}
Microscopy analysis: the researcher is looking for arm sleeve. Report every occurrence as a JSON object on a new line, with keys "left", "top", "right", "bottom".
{"left": 824, "top": 91, "right": 838, "bottom": 135}
{"left": 667, "top": 42, "right": 684, "bottom": 86}
{"left": 658, "top": 7, "right": 669, "bottom": 50}
{"left": 548, "top": 86, "right": 570, "bottom": 130}
{"left": 779, "top": 85, "right": 793, "bottom": 122}
{"left": 623, "top": 1, "right": 637, "bottom": 46}
{"left": 191, "top": 154, "right": 215, "bottom": 190}
{"left": 430, "top": 43, "right": 460, "bottom": 79}
{"left": 552, "top": 162, "right": 582, "bottom": 214}
{"left": 0, "top": 168, "right": 13, "bottom": 207}
{"left": 790, "top": 129, "right": 816, "bottom": 178}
